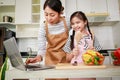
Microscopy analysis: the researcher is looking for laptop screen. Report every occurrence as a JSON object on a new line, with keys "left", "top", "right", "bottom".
{"left": 3, "top": 37, "right": 26, "bottom": 70}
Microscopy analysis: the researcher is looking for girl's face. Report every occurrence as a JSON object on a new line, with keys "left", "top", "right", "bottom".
{"left": 71, "top": 17, "right": 87, "bottom": 32}
{"left": 44, "top": 6, "right": 61, "bottom": 25}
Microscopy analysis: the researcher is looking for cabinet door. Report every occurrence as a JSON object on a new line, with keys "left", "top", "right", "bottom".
{"left": 107, "top": 0, "right": 120, "bottom": 21}
{"left": 65, "top": 0, "right": 76, "bottom": 19}
{"left": 92, "top": 0, "right": 107, "bottom": 13}
{"left": 0, "top": 0, "right": 15, "bottom": 5}
{"left": 77, "top": 0, "right": 107, "bottom": 14}
{"left": 15, "top": 0, "right": 32, "bottom": 24}
{"left": 77, "top": 0, "right": 91, "bottom": 14}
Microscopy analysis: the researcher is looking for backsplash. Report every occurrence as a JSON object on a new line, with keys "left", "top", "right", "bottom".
{"left": 112, "top": 22, "right": 120, "bottom": 48}
{"left": 18, "top": 38, "right": 38, "bottom": 53}
{"left": 17, "top": 23, "right": 120, "bottom": 53}
{"left": 91, "top": 25, "right": 115, "bottom": 49}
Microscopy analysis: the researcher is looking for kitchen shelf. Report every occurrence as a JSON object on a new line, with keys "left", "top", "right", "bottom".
{"left": 32, "top": 0, "right": 40, "bottom": 4}
{"left": 32, "top": 0, "right": 40, "bottom": 24}
{"left": 0, "top": 22, "right": 16, "bottom": 31}
{"left": 0, "top": 6, "right": 15, "bottom": 23}
{"left": 86, "top": 13, "right": 109, "bottom": 17}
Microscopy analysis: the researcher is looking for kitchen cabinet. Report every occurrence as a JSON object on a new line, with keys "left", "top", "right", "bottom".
{"left": 15, "top": 0, "right": 40, "bottom": 24}
{"left": 65, "top": 0, "right": 76, "bottom": 19}
{"left": 77, "top": 0, "right": 108, "bottom": 16}
{"left": 15, "top": 0, "right": 40, "bottom": 38}
{"left": 0, "top": 0, "right": 15, "bottom": 6}
{"left": 65, "top": 0, "right": 120, "bottom": 22}
{"left": 32, "top": 0, "right": 40, "bottom": 24}
{"left": 15, "top": 0, "right": 32, "bottom": 24}
{"left": 65, "top": 0, "right": 109, "bottom": 22}
{"left": 106, "top": 0, "right": 120, "bottom": 21}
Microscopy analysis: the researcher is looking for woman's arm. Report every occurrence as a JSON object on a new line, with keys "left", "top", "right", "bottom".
{"left": 26, "top": 24, "right": 47, "bottom": 64}
{"left": 37, "top": 23, "right": 47, "bottom": 57}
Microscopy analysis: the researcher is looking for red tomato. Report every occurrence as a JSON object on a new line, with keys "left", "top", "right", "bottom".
{"left": 113, "top": 48, "right": 120, "bottom": 59}
{"left": 113, "top": 59, "right": 120, "bottom": 65}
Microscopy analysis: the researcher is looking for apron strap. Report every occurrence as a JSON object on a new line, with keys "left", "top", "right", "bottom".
{"left": 60, "top": 17, "right": 68, "bottom": 34}
{"left": 45, "top": 21, "right": 48, "bottom": 37}
{"left": 45, "top": 17, "right": 68, "bottom": 38}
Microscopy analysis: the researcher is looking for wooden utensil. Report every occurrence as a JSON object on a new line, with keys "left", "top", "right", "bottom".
{"left": 73, "top": 31, "right": 83, "bottom": 64}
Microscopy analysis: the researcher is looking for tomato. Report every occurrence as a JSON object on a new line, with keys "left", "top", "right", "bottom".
{"left": 113, "top": 48, "right": 120, "bottom": 59}
{"left": 113, "top": 59, "right": 120, "bottom": 65}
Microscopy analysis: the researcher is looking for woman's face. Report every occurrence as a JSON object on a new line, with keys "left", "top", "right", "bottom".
{"left": 71, "top": 17, "right": 87, "bottom": 32}
{"left": 44, "top": 6, "right": 60, "bottom": 25}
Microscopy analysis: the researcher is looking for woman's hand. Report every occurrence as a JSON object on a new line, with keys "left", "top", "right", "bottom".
{"left": 25, "top": 55, "right": 42, "bottom": 64}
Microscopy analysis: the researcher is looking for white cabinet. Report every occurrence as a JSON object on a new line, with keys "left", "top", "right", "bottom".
{"left": 106, "top": 0, "right": 120, "bottom": 21}
{"left": 65, "top": 0, "right": 120, "bottom": 22}
{"left": 65, "top": 0, "right": 77, "bottom": 19}
{"left": 0, "top": 0, "right": 15, "bottom": 6}
{"left": 15, "top": 0, "right": 32, "bottom": 24}
{"left": 15, "top": 0, "right": 40, "bottom": 24}
{"left": 32, "top": 0, "right": 40, "bottom": 24}
{"left": 15, "top": 0, "right": 40, "bottom": 38}
{"left": 77, "top": 0, "right": 108, "bottom": 16}
{"left": 76, "top": 0, "right": 91, "bottom": 14}
{"left": 65, "top": 0, "right": 109, "bottom": 21}
{"left": 91, "top": 0, "right": 108, "bottom": 14}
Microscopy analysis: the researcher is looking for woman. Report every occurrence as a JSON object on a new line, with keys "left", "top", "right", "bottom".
{"left": 26, "top": 0, "right": 69, "bottom": 80}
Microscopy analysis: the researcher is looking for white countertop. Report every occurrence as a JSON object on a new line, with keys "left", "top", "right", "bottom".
{"left": 5, "top": 64, "right": 120, "bottom": 80}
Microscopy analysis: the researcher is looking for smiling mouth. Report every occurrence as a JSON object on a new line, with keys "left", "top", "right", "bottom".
{"left": 75, "top": 27, "right": 81, "bottom": 31}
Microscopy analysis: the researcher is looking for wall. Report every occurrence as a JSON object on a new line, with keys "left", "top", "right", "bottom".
{"left": 18, "top": 38, "right": 38, "bottom": 53}
{"left": 112, "top": 22, "right": 120, "bottom": 48}
{"left": 17, "top": 24, "right": 116, "bottom": 53}
{"left": 112, "top": 0, "right": 120, "bottom": 48}
{"left": 91, "top": 25, "right": 115, "bottom": 49}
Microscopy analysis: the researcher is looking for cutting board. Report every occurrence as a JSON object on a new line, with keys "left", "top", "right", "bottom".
{"left": 55, "top": 63, "right": 106, "bottom": 69}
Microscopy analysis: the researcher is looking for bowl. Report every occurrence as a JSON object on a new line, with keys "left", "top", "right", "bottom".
{"left": 82, "top": 50, "right": 105, "bottom": 65}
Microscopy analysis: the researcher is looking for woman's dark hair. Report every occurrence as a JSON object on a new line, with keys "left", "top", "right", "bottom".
{"left": 70, "top": 11, "right": 93, "bottom": 49}
{"left": 43, "top": 0, "right": 64, "bottom": 14}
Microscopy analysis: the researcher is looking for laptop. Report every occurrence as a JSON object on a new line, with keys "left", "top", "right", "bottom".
{"left": 3, "top": 37, "right": 54, "bottom": 71}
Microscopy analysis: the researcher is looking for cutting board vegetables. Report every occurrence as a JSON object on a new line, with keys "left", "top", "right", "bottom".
{"left": 55, "top": 63, "right": 106, "bottom": 69}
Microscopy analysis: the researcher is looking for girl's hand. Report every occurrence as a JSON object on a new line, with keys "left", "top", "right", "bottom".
{"left": 25, "top": 55, "right": 42, "bottom": 64}
{"left": 88, "top": 40, "right": 95, "bottom": 50}
{"left": 72, "top": 45, "right": 79, "bottom": 56}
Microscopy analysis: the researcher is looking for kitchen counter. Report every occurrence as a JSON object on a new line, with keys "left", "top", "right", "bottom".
{"left": 5, "top": 64, "right": 120, "bottom": 80}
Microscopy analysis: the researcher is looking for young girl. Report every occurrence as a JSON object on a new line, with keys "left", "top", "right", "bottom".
{"left": 63, "top": 11, "right": 102, "bottom": 80}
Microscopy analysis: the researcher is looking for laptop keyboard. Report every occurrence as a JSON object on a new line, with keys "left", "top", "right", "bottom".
{"left": 25, "top": 64, "right": 41, "bottom": 68}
